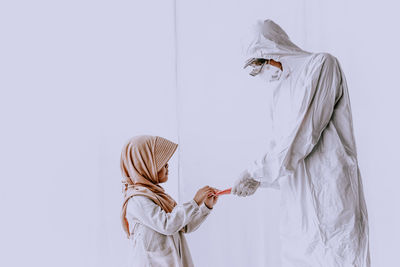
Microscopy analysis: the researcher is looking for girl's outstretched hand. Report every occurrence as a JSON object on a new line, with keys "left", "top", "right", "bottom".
{"left": 204, "top": 193, "right": 219, "bottom": 209}
{"left": 193, "top": 186, "right": 216, "bottom": 206}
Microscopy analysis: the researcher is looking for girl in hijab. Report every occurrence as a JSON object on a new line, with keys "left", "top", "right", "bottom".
{"left": 121, "top": 135, "right": 218, "bottom": 267}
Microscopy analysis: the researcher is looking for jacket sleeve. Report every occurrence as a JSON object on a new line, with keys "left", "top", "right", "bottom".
{"left": 247, "top": 53, "right": 343, "bottom": 187}
{"left": 126, "top": 196, "right": 201, "bottom": 235}
{"left": 183, "top": 204, "right": 212, "bottom": 234}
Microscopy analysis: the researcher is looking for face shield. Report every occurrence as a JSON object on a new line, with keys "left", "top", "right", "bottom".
{"left": 243, "top": 58, "right": 270, "bottom": 76}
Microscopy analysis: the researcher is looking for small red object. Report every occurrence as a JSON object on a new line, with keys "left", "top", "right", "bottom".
{"left": 215, "top": 188, "right": 232, "bottom": 196}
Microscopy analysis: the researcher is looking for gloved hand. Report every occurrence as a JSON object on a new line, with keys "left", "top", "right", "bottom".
{"left": 232, "top": 171, "right": 260, "bottom": 197}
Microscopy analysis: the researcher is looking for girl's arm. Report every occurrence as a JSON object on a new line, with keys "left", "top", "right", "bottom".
{"left": 126, "top": 196, "right": 200, "bottom": 235}
{"left": 183, "top": 204, "right": 212, "bottom": 233}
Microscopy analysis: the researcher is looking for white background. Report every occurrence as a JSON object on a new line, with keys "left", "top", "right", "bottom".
{"left": 1, "top": 0, "right": 399, "bottom": 266}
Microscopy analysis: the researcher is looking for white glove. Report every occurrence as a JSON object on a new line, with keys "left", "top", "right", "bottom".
{"left": 232, "top": 171, "right": 260, "bottom": 197}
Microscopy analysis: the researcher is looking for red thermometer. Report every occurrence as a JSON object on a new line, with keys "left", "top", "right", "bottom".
{"left": 215, "top": 188, "right": 232, "bottom": 196}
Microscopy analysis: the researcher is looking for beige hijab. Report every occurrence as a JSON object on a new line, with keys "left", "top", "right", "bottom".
{"left": 120, "top": 135, "right": 178, "bottom": 238}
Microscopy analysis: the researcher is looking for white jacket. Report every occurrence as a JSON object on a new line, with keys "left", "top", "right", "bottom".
{"left": 126, "top": 196, "right": 211, "bottom": 267}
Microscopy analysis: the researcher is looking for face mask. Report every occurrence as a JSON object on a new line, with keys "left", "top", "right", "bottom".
{"left": 244, "top": 58, "right": 283, "bottom": 81}
{"left": 261, "top": 64, "right": 283, "bottom": 82}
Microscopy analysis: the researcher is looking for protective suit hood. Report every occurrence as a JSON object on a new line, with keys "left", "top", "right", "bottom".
{"left": 245, "top": 19, "right": 310, "bottom": 80}
{"left": 246, "top": 19, "right": 307, "bottom": 58}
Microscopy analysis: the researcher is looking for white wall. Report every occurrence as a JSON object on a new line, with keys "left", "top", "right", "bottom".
{"left": 1, "top": 0, "right": 399, "bottom": 266}
{"left": 0, "top": 1, "right": 178, "bottom": 267}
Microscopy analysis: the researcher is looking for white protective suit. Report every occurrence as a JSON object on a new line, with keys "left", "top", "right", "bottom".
{"left": 126, "top": 196, "right": 211, "bottom": 267}
{"left": 234, "top": 20, "right": 370, "bottom": 267}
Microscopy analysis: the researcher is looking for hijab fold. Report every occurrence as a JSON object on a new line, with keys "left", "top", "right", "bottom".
{"left": 120, "top": 135, "right": 178, "bottom": 238}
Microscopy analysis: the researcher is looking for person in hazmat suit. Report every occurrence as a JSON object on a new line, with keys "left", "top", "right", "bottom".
{"left": 232, "top": 19, "right": 370, "bottom": 267}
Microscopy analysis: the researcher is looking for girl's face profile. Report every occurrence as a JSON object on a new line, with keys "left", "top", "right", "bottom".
{"left": 157, "top": 163, "right": 169, "bottom": 183}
